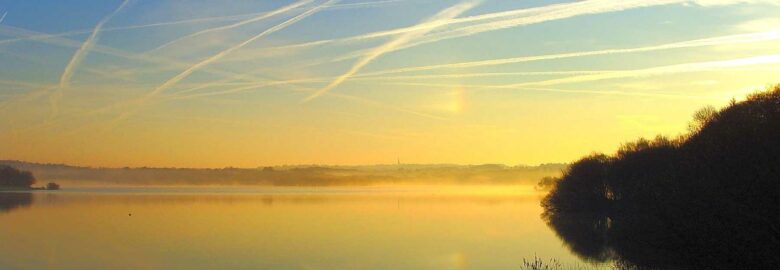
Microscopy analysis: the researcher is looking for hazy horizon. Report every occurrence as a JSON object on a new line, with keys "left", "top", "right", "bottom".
{"left": 1, "top": 158, "right": 567, "bottom": 169}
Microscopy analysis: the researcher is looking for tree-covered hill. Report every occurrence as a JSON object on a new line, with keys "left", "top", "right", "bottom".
{"left": 542, "top": 85, "right": 780, "bottom": 269}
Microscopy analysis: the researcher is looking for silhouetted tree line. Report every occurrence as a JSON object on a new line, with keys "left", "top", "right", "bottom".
{"left": 542, "top": 85, "right": 780, "bottom": 269}
{"left": 0, "top": 165, "right": 36, "bottom": 188}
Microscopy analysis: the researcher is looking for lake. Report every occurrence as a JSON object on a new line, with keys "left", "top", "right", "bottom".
{"left": 0, "top": 186, "right": 604, "bottom": 270}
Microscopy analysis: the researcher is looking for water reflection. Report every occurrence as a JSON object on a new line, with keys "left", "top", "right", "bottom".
{"left": 543, "top": 213, "right": 613, "bottom": 263}
{"left": 0, "top": 187, "right": 588, "bottom": 270}
{"left": 544, "top": 209, "right": 780, "bottom": 270}
{"left": 0, "top": 192, "right": 33, "bottom": 213}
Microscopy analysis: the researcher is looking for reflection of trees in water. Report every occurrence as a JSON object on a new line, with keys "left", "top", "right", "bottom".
{"left": 544, "top": 212, "right": 693, "bottom": 270}
{"left": 543, "top": 213, "right": 613, "bottom": 263}
{"left": 541, "top": 86, "right": 780, "bottom": 269}
{"left": 0, "top": 192, "right": 33, "bottom": 213}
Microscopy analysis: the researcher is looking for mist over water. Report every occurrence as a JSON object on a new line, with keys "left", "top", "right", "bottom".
{"left": 0, "top": 186, "right": 599, "bottom": 270}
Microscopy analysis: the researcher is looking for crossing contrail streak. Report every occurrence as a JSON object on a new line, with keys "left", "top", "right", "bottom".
{"left": 169, "top": 26, "right": 780, "bottom": 101}
{"left": 502, "top": 54, "right": 780, "bottom": 88}
{"left": 0, "top": 24, "right": 282, "bottom": 86}
{"left": 167, "top": 80, "right": 449, "bottom": 122}
{"left": 142, "top": 1, "right": 334, "bottom": 101}
{"left": 0, "top": 0, "right": 407, "bottom": 46}
{"left": 58, "top": 0, "right": 130, "bottom": 90}
{"left": 383, "top": 54, "right": 780, "bottom": 95}
{"left": 148, "top": 0, "right": 313, "bottom": 53}
{"left": 109, "top": 0, "right": 336, "bottom": 125}
{"left": 53, "top": 0, "right": 130, "bottom": 117}
{"left": 354, "top": 29, "right": 780, "bottom": 77}
{"left": 383, "top": 81, "right": 711, "bottom": 100}
{"left": 259, "top": 0, "right": 780, "bottom": 70}
{"left": 231, "top": 0, "right": 708, "bottom": 65}
{"left": 361, "top": 55, "right": 780, "bottom": 98}
{"left": 301, "top": 0, "right": 480, "bottom": 102}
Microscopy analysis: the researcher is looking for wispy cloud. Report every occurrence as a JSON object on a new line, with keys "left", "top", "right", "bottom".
{"left": 0, "top": 24, "right": 276, "bottom": 87}
{"left": 161, "top": 77, "right": 449, "bottom": 122}
{"left": 356, "top": 28, "right": 780, "bottom": 77}
{"left": 147, "top": 0, "right": 313, "bottom": 53}
{"left": 171, "top": 27, "right": 780, "bottom": 100}
{"left": 381, "top": 81, "right": 713, "bottom": 100}
{"left": 323, "top": 0, "right": 780, "bottom": 71}
{"left": 233, "top": 0, "right": 694, "bottom": 65}
{"left": 4, "top": 0, "right": 779, "bottom": 135}
{"left": 114, "top": 0, "right": 335, "bottom": 123}
{"left": 143, "top": 0, "right": 770, "bottom": 101}
{"left": 0, "top": 0, "right": 404, "bottom": 47}
{"left": 251, "top": 0, "right": 576, "bottom": 53}
{"left": 52, "top": 0, "right": 130, "bottom": 117}
{"left": 353, "top": 70, "right": 619, "bottom": 80}
{"left": 0, "top": 79, "right": 45, "bottom": 88}
{"left": 301, "top": 0, "right": 480, "bottom": 102}
{"left": 373, "top": 54, "right": 780, "bottom": 98}
{"left": 0, "top": 12, "right": 270, "bottom": 46}
{"left": 502, "top": 54, "right": 780, "bottom": 88}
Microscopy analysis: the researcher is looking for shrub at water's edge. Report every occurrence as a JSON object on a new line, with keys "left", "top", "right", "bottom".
{"left": 541, "top": 85, "right": 780, "bottom": 269}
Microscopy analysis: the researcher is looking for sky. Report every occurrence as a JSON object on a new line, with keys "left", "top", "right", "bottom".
{"left": 1, "top": 0, "right": 779, "bottom": 168}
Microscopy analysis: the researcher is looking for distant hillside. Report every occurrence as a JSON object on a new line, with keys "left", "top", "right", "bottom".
{"left": 0, "top": 160, "right": 566, "bottom": 186}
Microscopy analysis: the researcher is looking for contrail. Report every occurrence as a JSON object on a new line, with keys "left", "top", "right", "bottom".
{"left": 1, "top": 23, "right": 341, "bottom": 126}
{"left": 58, "top": 0, "right": 130, "bottom": 89}
{"left": 168, "top": 81, "right": 449, "bottom": 122}
{"left": 0, "top": 24, "right": 282, "bottom": 92}
{"left": 0, "top": 79, "right": 46, "bottom": 88}
{"left": 169, "top": 70, "right": 616, "bottom": 97}
{"left": 267, "top": 0, "right": 576, "bottom": 50}
{"left": 368, "top": 54, "right": 780, "bottom": 97}
{"left": 167, "top": 76, "right": 330, "bottom": 99}
{"left": 186, "top": 24, "right": 780, "bottom": 101}
{"left": 0, "top": 0, "right": 406, "bottom": 46}
{"left": 353, "top": 70, "right": 619, "bottom": 80}
{"left": 148, "top": 0, "right": 313, "bottom": 53}
{"left": 301, "top": 0, "right": 480, "bottom": 102}
{"left": 385, "top": 0, "right": 780, "bottom": 57}
{"left": 53, "top": 0, "right": 130, "bottom": 117}
{"left": 231, "top": 0, "right": 556, "bottom": 65}
{"left": 0, "top": 24, "right": 293, "bottom": 124}
{"left": 232, "top": 0, "right": 696, "bottom": 65}
{"left": 0, "top": 12, "right": 7, "bottom": 24}
{"left": 0, "top": 12, "right": 270, "bottom": 46}
{"left": 181, "top": 70, "right": 616, "bottom": 91}
{"left": 355, "top": 28, "right": 780, "bottom": 77}
{"left": 258, "top": 0, "right": 779, "bottom": 69}
{"left": 301, "top": 0, "right": 780, "bottom": 71}
{"left": 502, "top": 54, "right": 780, "bottom": 88}
{"left": 117, "top": 0, "right": 335, "bottom": 122}
{"left": 379, "top": 82, "right": 714, "bottom": 100}
{"left": 217, "top": 0, "right": 576, "bottom": 63}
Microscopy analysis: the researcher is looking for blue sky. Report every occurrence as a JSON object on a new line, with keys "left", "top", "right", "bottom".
{"left": 1, "top": 0, "right": 780, "bottom": 167}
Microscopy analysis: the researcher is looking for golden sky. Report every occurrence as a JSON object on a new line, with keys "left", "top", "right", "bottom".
{"left": 1, "top": 0, "right": 779, "bottom": 167}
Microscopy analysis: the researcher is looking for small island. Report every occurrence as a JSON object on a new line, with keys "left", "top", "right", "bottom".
{"left": 0, "top": 165, "right": 60, "bottom": 191}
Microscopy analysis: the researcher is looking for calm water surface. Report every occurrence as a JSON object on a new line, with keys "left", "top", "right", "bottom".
{"left": 0, "top": 186, "right": 600, "bottom": 270}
